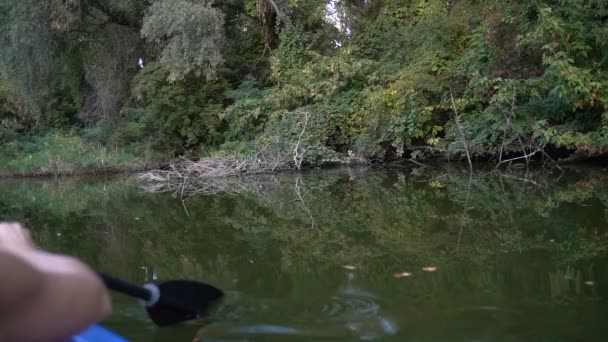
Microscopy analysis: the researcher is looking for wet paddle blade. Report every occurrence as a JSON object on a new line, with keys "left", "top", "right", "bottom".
{"left": 146, "top": 280, "right": 224, "bottom": 326}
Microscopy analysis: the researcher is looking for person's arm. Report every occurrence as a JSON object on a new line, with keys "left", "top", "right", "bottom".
{"left": 0, "top": 223, "right": 112, "bottom": 342}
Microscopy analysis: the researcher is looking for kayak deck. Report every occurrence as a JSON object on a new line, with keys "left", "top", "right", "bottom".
{"left": 71, "top": 325, "right": 128, "bottom": 342}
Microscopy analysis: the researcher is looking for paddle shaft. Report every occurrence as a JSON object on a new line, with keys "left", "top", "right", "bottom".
{"left": 97, "top": 272, "right": 152, "bottom": 302}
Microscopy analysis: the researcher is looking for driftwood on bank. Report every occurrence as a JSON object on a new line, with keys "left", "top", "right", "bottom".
{"left": 138, "top": 150, "right": 288, "bottom": 197}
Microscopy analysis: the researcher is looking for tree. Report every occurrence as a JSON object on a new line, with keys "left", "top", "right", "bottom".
{"left": 141, "top": 0, "right": 225, "bottom": 82}
{"left": 0, "top": 0, "right": 53, "bottom": 117}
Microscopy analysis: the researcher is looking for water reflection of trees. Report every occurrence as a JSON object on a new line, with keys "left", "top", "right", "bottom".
{"left": 1, "top": 167, "right": 608, "bottom": 308}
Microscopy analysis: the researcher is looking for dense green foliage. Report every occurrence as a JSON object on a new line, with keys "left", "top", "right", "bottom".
{"left": 1, "top": 0, "right": 607, "bottom": 167}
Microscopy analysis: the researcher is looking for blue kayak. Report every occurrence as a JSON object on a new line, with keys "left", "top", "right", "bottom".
{"left": 70, "top": 325, "right": 128, "bottom": 342}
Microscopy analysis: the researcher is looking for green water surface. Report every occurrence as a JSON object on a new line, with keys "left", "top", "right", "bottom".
{"left": 2, "top": 166, "right": 608, "bottom": 341}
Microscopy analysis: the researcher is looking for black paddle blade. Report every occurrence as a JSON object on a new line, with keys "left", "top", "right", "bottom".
{"left": 146, "top": 280, "right": 224, "bottom": 326}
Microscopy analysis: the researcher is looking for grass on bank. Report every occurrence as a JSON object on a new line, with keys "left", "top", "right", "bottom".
{"left": 0, "top": 132, "right": 164, "bottom": 176}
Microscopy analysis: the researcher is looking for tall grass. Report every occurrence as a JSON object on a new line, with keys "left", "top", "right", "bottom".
{"left": 0, "top": 132, "right": 157, "bottom": 175}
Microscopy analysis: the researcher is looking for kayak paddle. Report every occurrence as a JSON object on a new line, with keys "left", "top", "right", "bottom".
{"left": 97, "top": 272, "right": 224, "bottom": 326}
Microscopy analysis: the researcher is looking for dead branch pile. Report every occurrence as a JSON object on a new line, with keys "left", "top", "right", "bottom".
{"left": 137, "top": 151, "right": 289, "bottom": 197}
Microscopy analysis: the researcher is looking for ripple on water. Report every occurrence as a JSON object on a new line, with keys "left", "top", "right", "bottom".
{"left": 302, "top": 287, "right": 398, "bottom": 340}
{"left": 200, "top": 283, "right": 399, "bottom": 341}
{"left": 321, "top": 296, "right": 381, "bottom": 321}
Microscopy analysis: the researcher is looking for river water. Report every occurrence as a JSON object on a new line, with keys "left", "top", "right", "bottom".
{"left": 2, "top": 166, "right": 608, "bottom": 341}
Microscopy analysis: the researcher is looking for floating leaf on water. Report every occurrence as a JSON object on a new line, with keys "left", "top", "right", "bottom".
{"left": 585, "top": 281, "right": 595, "bottom": 286}
{"left": 343, "top": 265, "right": 356, "bottom": 270}
{"left": 422, "top": 267, "right": 437, "bottom": 272}
{"left": 393, "top": 272, "right": 412, "bottom": 278}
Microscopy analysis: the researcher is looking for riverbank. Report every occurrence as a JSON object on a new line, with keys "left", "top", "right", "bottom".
{"left": 0, "top": 131, "right": 603, "bottom": 179}
{"left": 0, "top": 161, "right": 172, "bottom": 178}
{"left": 0, "top": 133, "right": 169, "bottom": 178}
{"left": 1, "top": 148, "right": 602, "bottom": 179}
{"left": 0, "top": 131, "right": 369, "bottom": 178}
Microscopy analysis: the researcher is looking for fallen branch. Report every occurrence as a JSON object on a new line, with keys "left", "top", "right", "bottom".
{"left": 407, "top": 158, "right": 427, "bottom": 167}
{"left": 495, "top": 149, "right": 542, "bottom": 168}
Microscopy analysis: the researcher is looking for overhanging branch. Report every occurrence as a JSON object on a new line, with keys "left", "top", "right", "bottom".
{"left": 87, "top": 0, "right": 141, "bottom": 28}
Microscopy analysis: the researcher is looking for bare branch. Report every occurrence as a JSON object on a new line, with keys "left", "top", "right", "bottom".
{"left": 495, "top": 149, "right": 541, "bottom": 168}
{"left": 450, "top": 88, "right": 473, "bottom": 171}
{"left": 293, "top": 111, "right": 310, "bottom": 170}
